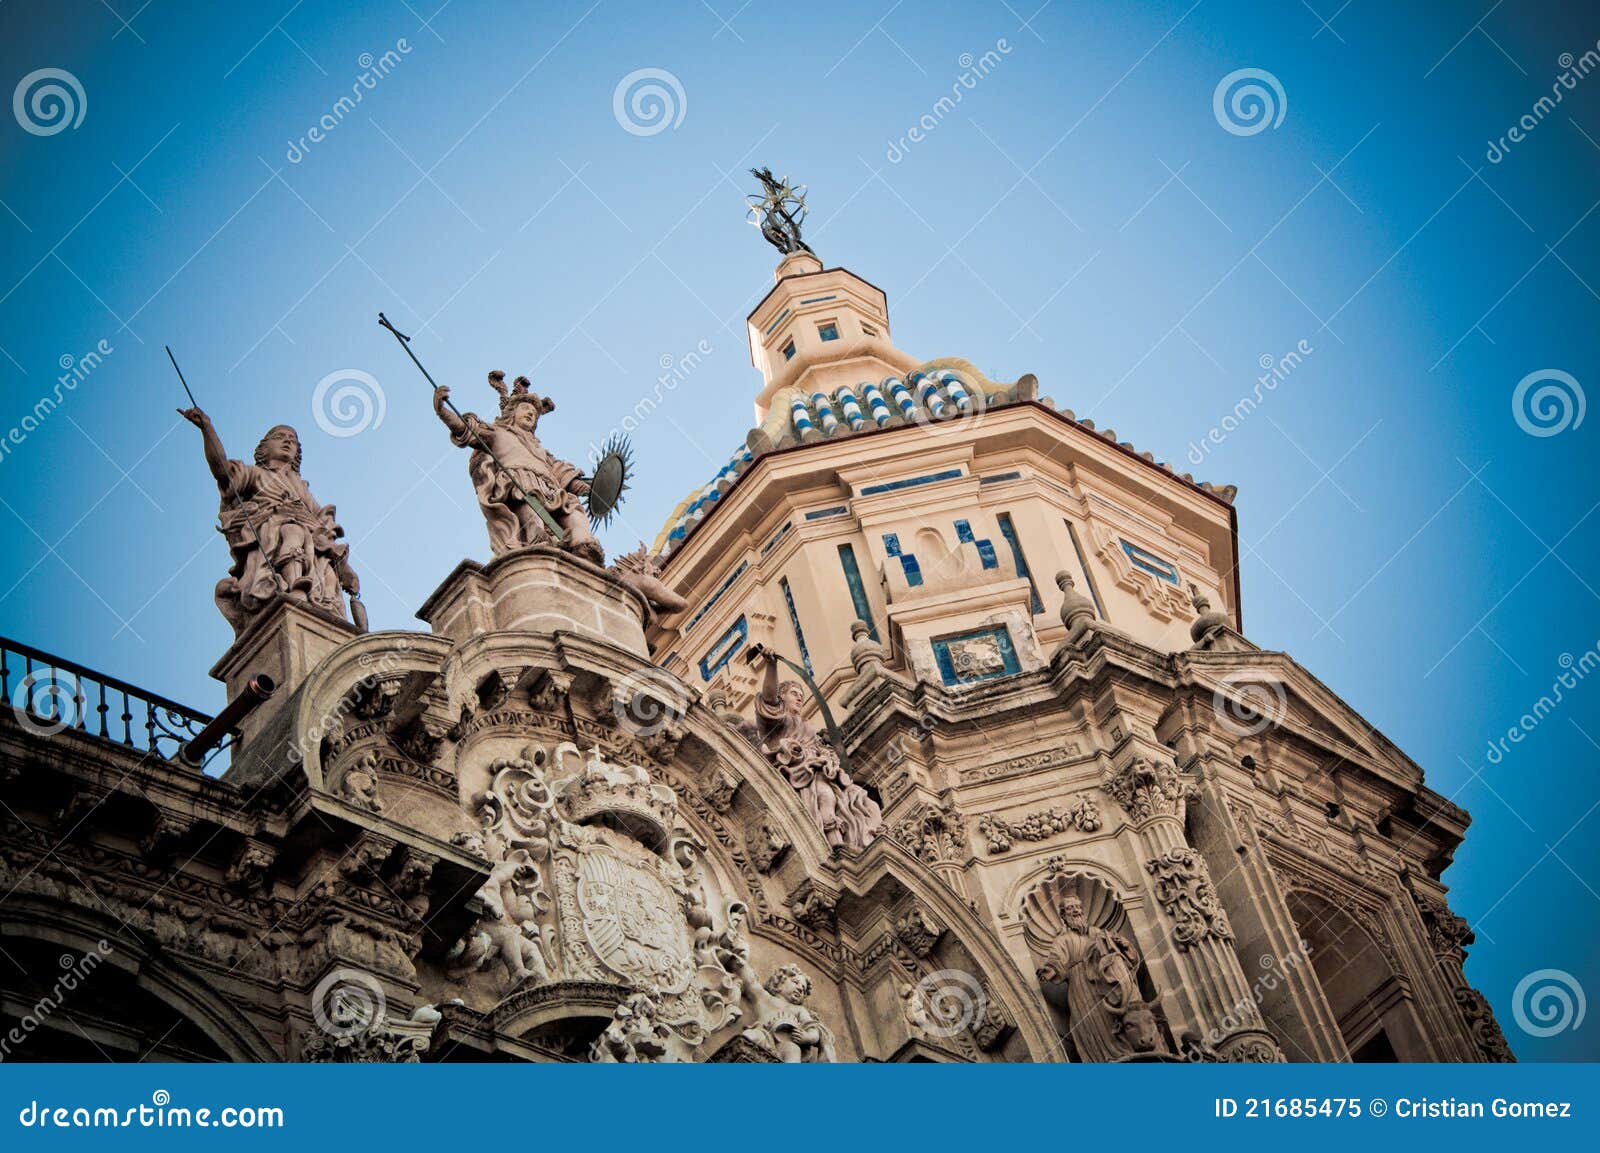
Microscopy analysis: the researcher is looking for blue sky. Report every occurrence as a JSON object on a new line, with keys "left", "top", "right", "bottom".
{"left": 1, "top": 0, "right": 1597, "bottom": 1058}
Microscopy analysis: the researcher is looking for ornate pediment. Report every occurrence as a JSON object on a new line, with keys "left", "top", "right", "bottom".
{"left": 1183, "top": 651, "right": 1422, "bottom": 789}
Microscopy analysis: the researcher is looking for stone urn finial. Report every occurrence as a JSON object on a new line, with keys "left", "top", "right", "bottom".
{"left": 1055, "top": 571, "right": 1096, "bottom": 632}
{"left": 1187, "top": 582, "right": 1230, "bottom": 644}
{"left": 849, "top": 620, "right": 886, "bottom": 676}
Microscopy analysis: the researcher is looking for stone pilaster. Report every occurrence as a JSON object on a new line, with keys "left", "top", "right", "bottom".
{"left": 1101, "top": 753, "right": 1286, "bottom": 1060}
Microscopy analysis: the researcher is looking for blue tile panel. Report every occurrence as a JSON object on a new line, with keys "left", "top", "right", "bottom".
{"left": 764, "top": 307, "right": 791, "bottom": 335}
{"left": 979, "top": 471, "right": 1023, "bottom": 485}
{"left": 780, "top": 577, "right": 814, "bottom": 677}
{"left": 805, "top": 505, "right": 848, "bottom": 521}
{"left": 799, "top": 295, "right": 838, "bottom": 305}
{"left": 932, "top": 626, "right": 1021, "bottom": 686}
{"left": 954, "top": 519, "right": 1000, "bottom": 570}
{"left": 699, "top": 616, "right": 748, "bottom": 681}
{"left": 836, "top": 544, "right": 879, "bottom": 642}
{"left": 760, "top": 521, "right": 793, "bottom": 557}
{"left": 1121, "top": 539, "right": 1180, "bottom": 585}
{"left": 1064, "top": 520, "right": 1107, "bottom": 618}
{"left": 882, "top": 534, "right": 923, "bottom": 587}
{"left": 684, "top": 560, "right": 750, "bottom": 632}
{"left": 858, "top": 468, "right": 963, "bottom": 496}
{"left": 995, "top": 512, "right": 1044, "bottom": 614}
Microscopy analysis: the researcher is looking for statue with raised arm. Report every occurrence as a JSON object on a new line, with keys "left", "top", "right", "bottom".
{"left": 432, "top": 371, "right": 604, "bottom": 564}
{"left": 178, "top": 408, "right": 366, "bottom": 635}
{"left": 753, "top": 649, "right": 881, "bottom": 852}
{"left": 734, "top": 962, "right": 836, "bottom": 1063}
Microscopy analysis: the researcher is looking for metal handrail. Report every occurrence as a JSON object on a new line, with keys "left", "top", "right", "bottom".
{"left": 0, "top": 635, "right": 215, "bottom": 762}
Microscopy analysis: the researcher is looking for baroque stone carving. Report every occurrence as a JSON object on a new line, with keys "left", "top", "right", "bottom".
{"left": 225, "top": 840, "right": 275, "bottom": 894}
{"left": 338, "top": 751, "right": 385, "bottom": 812}
{"left": 1102, "top": 757, "right": 1193, "bottom": 822}
{"left": 301, "top": 1004, "right": 439, "bottom": 1063}
{"left": 590, "top": 990, "right": 677, "bottom": 1063}
{"left": 611, "top": 543, "right": 690, "bottom": 618}
{"left": 179, "top": 408, "right": 366, "bottom": 634}
{"left": 1025, "top": 874, "right": 1167, "bottom": 1062}
{"left": 890, "top": 800, "right": 969, "bottom": 866}
{"left": 976, "top": 794, "right": 1101, "bottom": 853}
{"left": 1145, "top": 847, "right": 1234, "bottom": 950}
{"left": 1416, "top": 894, "right": 1474, "bottom": 962}
{"left": 700, "top": 767, "right": 740, "bottom": 813}
{"left": 743, "top": 814, "right": 790, "bottom": 873}
{"left": 1454, "top": 986, "right": 1515, "bottom": 1062}
{"left": 972, "top": 995, "right": 1014, "bottom": 1051}
{"left": 1213, "top": 1030, "right": 1285, "bottom": 1063}
{"left": 753, "top": 649, "right": 882, "bottom": 852}
{"left": 737, "top": 963, "right": 836, "bottom": 1062}
{"left": 452, "top": 740, "right": 778, "bottom": 1060}
{"left": 432, "top": 372, "right": 604, "bottom": 563}
{"left": 894, "top": 906, "right": 944, "bottom": 957}
{"left": 788, "top": 878, "right": 838, "bottom": 933}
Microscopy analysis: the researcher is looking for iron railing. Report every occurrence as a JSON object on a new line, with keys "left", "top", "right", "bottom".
{"left": 0, "top": 635, "right": 214, "bottom": 762}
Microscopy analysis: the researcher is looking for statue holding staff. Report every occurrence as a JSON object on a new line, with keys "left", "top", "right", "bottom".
{"left": 431, "top": 371, "right": 605, "bottom": 564}
{"left": 178, "top": 407, "right": 366, "bottom": 635}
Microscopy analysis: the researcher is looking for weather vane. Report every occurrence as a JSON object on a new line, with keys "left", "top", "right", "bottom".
{"left": 747, "top": 167, "right": 814, "bottom": 256}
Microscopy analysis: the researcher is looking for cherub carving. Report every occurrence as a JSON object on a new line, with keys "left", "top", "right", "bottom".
{"left": 338, "top": 753, "right": 384, "bottom": 813}
{"left": 734, "top": 962, "right": 836, "bottom": 1062}
{"left": 611, "top": 542, "right": 689, "bottom": 618}
{"left": 446, "top": 851, "right": 552, "bottom": 985}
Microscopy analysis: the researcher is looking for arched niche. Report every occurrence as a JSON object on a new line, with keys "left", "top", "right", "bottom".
{"left": 1018, "top": 870, "right": 1168, "bottom": 1062}
{"left": 1283, "top": 889, "right": 1430, "bottom": 1061}
{"left": 0, "top": 902, "right": 277, "bottom": 1061}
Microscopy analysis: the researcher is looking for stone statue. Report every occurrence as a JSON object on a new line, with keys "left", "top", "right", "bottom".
{"left": 734, "top": 962, "right": 836, "bottom": 1062}
{"left": 179, "top": 408, "right": 366, "bottom": 635}
{"left": 432, "top": 372, "right": 603, "bottom": 564}
{"left": 753, "top": 650, "right": 882, "bottom": 853}
{"left": 611, "top": 542, "right": 689, "bottom": 618}
{"left": 1035, "top": 893, "right": 1152, "bottom": 1061}
{"left": 590, "top": 990, "right": 675, "bottom": 1063}
{"left": 747, "top": 167, "right": 813, "bottom": 256}
{"left": 446, "top": 851, "right": 552, "bottom": 984}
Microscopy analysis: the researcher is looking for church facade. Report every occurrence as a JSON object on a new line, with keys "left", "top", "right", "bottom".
{"left": 0, "top": 174, "right": 1510, "bottom": 1063}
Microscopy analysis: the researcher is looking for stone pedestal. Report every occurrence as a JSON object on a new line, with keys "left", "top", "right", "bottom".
{"left": 210, "top": 595, "right": 360, "bottom": 757}
{"left": 417, "top": 546, "right": 649, "bottom": 657}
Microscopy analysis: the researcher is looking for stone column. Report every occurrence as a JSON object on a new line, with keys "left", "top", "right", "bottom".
{"left": 1411, "top": 891, "right": 1514, "bottom": 1062}
{"left": 1101, "top": 753, "right": 1286, "bottom": 1061}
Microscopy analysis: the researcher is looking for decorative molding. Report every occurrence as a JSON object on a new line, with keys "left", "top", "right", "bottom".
{"left": 1102, "top": 758, "right": 1193, "bottom": 823}
{"left": 1145, "top": 848, "right": 1233, "bottom": 950}
{"left": 958, "top": 744, "right": 1083, "bottom": 786}
{"left": 888, "top": 799, "right": 969, "bottom": 868}
{"left": 976, "top": 794, "right": 1101, "bottom": 853}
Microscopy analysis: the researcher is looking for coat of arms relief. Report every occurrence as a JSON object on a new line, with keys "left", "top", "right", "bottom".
{"left": 448, "top": 740, "right": 834, "bottom": 1062}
